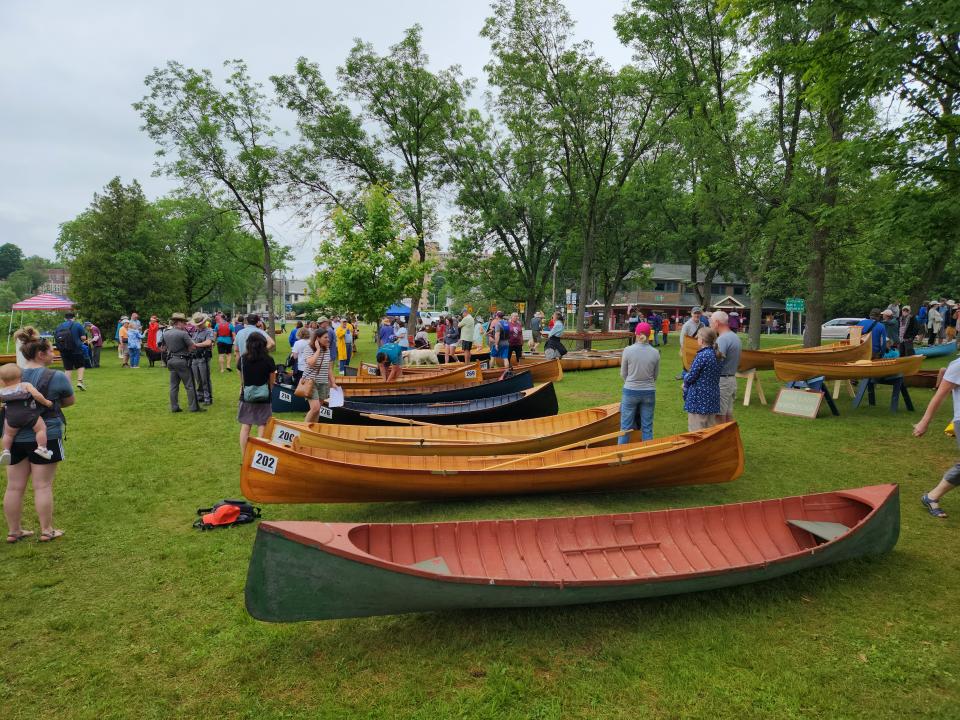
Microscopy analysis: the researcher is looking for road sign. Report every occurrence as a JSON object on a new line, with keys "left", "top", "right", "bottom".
{"left": 285, "top": 304, "right": 293, "bottom": 311}
{"left": 517, "top": 302, "right": 526, "bottom": 312}
{"left": 785, "top": 297, "right": 805, "bottom": 312}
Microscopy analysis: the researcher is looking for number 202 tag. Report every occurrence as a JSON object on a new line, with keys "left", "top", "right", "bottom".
{"left": 251, "top": 449, "right": 278, "bottom": 475}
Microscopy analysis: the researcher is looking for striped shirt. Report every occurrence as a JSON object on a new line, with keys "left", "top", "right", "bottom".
{"left": 304, "top": 349, "right": 330, "bottom": 384}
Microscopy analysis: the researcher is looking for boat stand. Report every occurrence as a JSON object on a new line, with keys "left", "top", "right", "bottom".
{"left": 831, "top": 380, "right": 856, "bottom": 400}
{"left": 737, "top": 369, "right": 766, "bottom": 407}
{"left": 786, "top": 377, "right": 839, "bottom": 416}
{"left": 852, "top": 376, "right": 914, "bottom": 412}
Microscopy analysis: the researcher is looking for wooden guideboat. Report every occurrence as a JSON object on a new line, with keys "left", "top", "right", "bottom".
{"left": 345, "top": 371, "right": 534, "bottom": 404}
{"left": 262, "top": 403, "right": 622, "bottom": 455}
{"left": 379, "top": 358, "right": 564, "bottom": 384}
{"left": 240, "top": 421, "right": 744, "bottom": 505}
{"left": 772, "top": 356, "right": 923, "bottom": 382}
{"left": 904, "top": 369, "right": 941, "bottom": 389}
{"left": 337, "top": 362, "right": 483, "bottom": 388}
{"left": 282, "top": 382, "right": 559, "bottom": 426}
{"left": 560, "top": 354, "right": 621, "bottom": 371}
{"left": 245, "top": 480, "right": 898, "bottom": 623}
{"left": 682, "top": 333, "right": 871, "bottom": 371}
{"left": 915, "top": 340, "right": 957, "bottom": 358}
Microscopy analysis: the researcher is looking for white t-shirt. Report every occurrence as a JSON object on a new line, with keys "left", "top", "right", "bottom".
{"left": 945, "top": 357, "right": 960, "bottom": 421}
{"left": 292, "top": 338, "right": 311, "bottom": 372}
{"left": 396, "top": 327, "right": 409, "bottom": 348}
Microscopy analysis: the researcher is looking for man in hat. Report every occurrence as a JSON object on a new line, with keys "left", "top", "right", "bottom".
{"left": 528, "top": 310, "right": 544, "bottom": 353}
{"left": 881, "top": 308, "right": 899, "bottom": 347}
{"left": 190, "top": 312, "right": 216, "bottom": 404}
{"left": 858, "top": 308, "right": 889, "bottom": 359}
{"left": 676, "top": 306, "right": 704, "bottom": 378}
{"left": 164, "top": 313, "right": 202, "bottom": 412}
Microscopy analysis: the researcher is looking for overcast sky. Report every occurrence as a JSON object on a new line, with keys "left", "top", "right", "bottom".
{"left": 1, "top": 0, "right": 633, "bottom": 279}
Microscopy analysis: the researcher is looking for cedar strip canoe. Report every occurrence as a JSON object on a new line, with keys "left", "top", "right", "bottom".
{"left": 245, "top": 483, "right": 898, "bottom": 621}
{"left": 522, "top": 350, "right": 623, "bottom": 370}
{"left": 345, "top": 371, "right": 534, "bottom": 404}
{"left": 337, "top": 362, "right": 483, "bottom": 388}
{"left": 682, "top": 333, "right": 871, "bottom": 371}
{"left": 0, "top": 354, "right": 17, "bottom": 365}
{"left": 379, "top": 358, "right": 564, "bottom": 384}
{"left": 914, "top": 340, "right": 957, "bottom": 358}
{"left": 772, "top": 356, "right": 923, "bottom": 382}
{"left": 263, "top": 403, "right": 622, "bottom": 455}
{"left": 291, "top": 383, "right": 559, "bottom": 426}
{"left": 240, "top": 421, "right": 744, "bottom": 504}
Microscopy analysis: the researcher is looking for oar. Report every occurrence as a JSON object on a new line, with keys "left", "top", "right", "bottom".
{"left": 484, "top": 429, "right": 631, "bottom": 470}
{"left": 357, "top": 412, "right": 519, "bottom": 440}
{"left": 535, "top": 440, "right": 686, "bottom": 471}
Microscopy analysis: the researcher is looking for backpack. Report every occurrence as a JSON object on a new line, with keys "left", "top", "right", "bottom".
{"left": 54, "top": 321, "right": 77, "bottom": 353}
{"left": 1, "top": 385, "right": 43, "bottom": 429}
{"left": 216, "top": 322, "right": 232, "bottom": 339}
{"left": 193, "top": 499, "right": 261, "bottom": 530}
{"left": 508, "top": 322, "right": 523, "bottom": 346}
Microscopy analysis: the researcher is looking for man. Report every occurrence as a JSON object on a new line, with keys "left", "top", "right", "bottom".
{"left": 129, "top": 312, "right": 142, "bottom": 333}
{"left": 676, "top": 306, "right": 704, "bottom": 379}
{"left": 84, "top": 321, "right": 102, "bottom": 368}
{"left": 214, "top": 313, "right": 235, "bottom": 373}
{"left": 234, "top": 313, "right": 275, "bottom": 372}
{"left": 377, "top": 317, "right": 394, "bottom": 347}
{"left": 880, "top": 308, "right": 899, "bottom": 347}
{"left": 711, "top": 310, "right": 741, "bottom": 423}
{"left": 376, "top": 337, "right": 403, "bottom": 381}
{"left": 190, "top": 313, "right": 216, "bottom": 404}
{"left": 528, "top": 310, "right": 543, "bottom": 353}
{"left": 927, "top": 301, "right": 942, "bottom": 345}
{"left": 458, "top": 308, "right": 475, "bottom": 362}
{"left": 165, "top": 313, "right": 202, "bottom": 413}
{"left": 489, "top": 311, "right": 511, "bottom": 368}
{"left": 858, "top": 308, "right": 888, "bottom": 359}
{"left": 619, "top": 321, "right": 660, "bottom": 443}
{"left": 318, "top": 316, "right": 338, "bottom": 373}
{"left": 115, "top": 316, "right": 127, "bottom": 359}
{"left": 54, "top": 311, "right": 88, "bottom": 390}
{"left": 648, "top": 310, "right": 661, "bottom": 346}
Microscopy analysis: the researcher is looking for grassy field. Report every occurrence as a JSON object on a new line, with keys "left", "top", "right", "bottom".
{"left": 2, "top": 332, "right": 958, "bottom": 719}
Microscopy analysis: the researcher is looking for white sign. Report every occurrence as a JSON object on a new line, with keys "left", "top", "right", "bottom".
{"left": 366, "top": 367, "right": 378, "bottom": 375}
{"left": 319, "top": 405, "right": 334, "bottom": 419}
{"left": 464, "top": 369, "right": 477, "bottom": 379}
{"left": 251, "top": 449, "right": 278, "bottom": 474}
{"left": 278, "top": 390, "right": 292, "bottom": 403}
{"left": 328, "top": 386, "right": 345, "bottom": 408}
{"left": 272, "top": 426, "right": 300, "bottom": 445}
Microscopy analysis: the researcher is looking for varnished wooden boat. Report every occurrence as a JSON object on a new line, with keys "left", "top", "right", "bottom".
{"left": 345, "top": 371, "right": 534, "bottom": 404}
{"left": 903, "top": 369, "right": 941, "bottom": 389}
{"left": 377, "top": 358, "right": 563, "bottom": 384}
{"left": 240, "top": 421, "right": 744, "bottom": 505}
{"left": 562, "top": 330, "right": 633, "bottom": 342}
{"left": 915, "top": 340, "right": 957, "bottom": 358}
{"left": 773, "top": 356, "right": 923, "bottom": 382}
{"left": 337, "top": 362, "right": 483, "bottom": 388}
{"left": 560, "top": 354, "right": 621, "bottom": 371}
{"left": 438, "top": 347, "right": 491, "bottom": 363}
{"left": 289, "top": 382, "right": 559, "bottom": 426}
{"left": 0, "top": 353, "right": 17, "bottom": 365}
{"left": 263, "top": 403, "right": 622, "bottom": 455}
{"left": 682, "top": 333, "right": 871, "bottom": 371}
{"left": 245, "top": 484, "right": 898, "bottom": 621}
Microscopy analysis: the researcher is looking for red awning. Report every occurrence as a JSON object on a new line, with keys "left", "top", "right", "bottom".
{"left": 11, "top": 293, "right": 75, "bottom": 311}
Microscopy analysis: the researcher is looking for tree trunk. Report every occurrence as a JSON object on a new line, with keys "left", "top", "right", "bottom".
{"left": 574, "top": 228, "right": 595, "bottom": 344}
{"left": 748, "top": 284, "right": 764, "bottom": 350}
{"left": 262, "top": 241, "right": 275, "bottom": 333}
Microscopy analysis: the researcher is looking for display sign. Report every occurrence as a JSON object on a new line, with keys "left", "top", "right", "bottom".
{"left": 773, "top": 388, "right": 823, "bottom": 419}
{"left": 785, "top": 297, "right": 805, "bottom": 312}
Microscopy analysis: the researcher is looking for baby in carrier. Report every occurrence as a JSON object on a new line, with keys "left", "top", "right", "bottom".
{"left": 0, "top": 364, "right": 54, "bottom": 463}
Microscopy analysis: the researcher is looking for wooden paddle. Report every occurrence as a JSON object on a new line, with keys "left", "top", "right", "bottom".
{"left": 357, "top": 412, "right": 519, "bottom": 440}
{"left": 535, "top": 439, "right": 686, "bottom": 471}
{"left": 484, "top": 429, "right": 630, "bottom": 470}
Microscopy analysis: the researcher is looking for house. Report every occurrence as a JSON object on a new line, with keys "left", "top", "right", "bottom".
{"left": 38, "top": 267, "right": 70, "bottom": 296}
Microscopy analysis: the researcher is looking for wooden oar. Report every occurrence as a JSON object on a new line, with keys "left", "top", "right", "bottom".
{"left": 535, "top": 440, "right": 686, "bottom": 471}
{"left": 357, "top": 412, "right": 518, "bottom": 440}
{"left": 484, "top": 429, "right": 630, "bottom": 470}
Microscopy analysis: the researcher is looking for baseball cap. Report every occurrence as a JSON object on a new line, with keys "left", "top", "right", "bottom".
{"left": 636, "top": 322, "right": 652, "bottom": 336}
{"left": 691, "top": 306, "right": 702, "bottom": 314}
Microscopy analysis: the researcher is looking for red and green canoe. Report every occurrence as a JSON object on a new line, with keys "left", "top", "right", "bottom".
{"left": 245, "top": 484, "right": 899, "bottom": 622}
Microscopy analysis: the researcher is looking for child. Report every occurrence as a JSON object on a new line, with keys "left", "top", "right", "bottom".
{"left": 0, "top": 363, "right": 54, "bottom": 463}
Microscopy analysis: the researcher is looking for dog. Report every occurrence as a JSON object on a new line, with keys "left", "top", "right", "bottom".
{"left": 403, "top": 348, "right": 440, "bottom": 365}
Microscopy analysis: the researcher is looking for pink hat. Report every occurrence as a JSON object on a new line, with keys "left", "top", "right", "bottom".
{"left": 635, "top": 321, "right": 652, "bottom": 336}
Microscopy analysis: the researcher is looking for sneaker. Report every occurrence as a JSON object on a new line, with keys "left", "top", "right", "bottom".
{"left": 77, "top": 381, "right": 86, "bottom": 391}
{"left": 0, "top": 450, "right": 10, "bottom": 466}
{"left": 33, "top": 446, "right": 54, "bottom": 460}
{"left": 226, "top": 367, "right": 233, "bottom": 372}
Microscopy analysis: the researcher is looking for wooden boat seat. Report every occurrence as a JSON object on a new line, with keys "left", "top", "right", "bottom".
{"left": 787, "top": 519, "right": 850, "bottom": 543}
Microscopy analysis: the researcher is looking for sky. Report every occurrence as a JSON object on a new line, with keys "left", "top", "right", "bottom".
{"left": 0, "top": 0, "right": 634, "bottom": 279}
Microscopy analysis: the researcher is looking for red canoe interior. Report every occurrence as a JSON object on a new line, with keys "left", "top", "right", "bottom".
{"left": 268, "top": 485, "right": 894, "bottom": 587}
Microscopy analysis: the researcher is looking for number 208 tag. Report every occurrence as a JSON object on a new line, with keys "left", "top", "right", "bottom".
{"left": 251, "top": 450, "right": 278, "bottom": 474}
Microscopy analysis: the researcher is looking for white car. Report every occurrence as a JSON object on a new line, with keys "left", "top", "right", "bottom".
{"left": 821, "top": 317, "right": 863, "bottom": 340}
{"left": 418, "top": 311, "right": 447, "bottom": 325}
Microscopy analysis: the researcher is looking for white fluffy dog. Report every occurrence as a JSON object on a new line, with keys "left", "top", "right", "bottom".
{"left": 403, "top": 348, "right": 440, "bottom": 365}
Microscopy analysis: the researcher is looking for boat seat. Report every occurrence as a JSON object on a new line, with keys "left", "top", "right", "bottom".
{"left": 409, "top": 556, "right": 452, "bottom": 575}
{"left": 787, "top": 519, "right": 850, "bottom": 543}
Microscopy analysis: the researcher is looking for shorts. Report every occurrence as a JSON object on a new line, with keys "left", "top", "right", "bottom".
{"left": 310, "top": 382, "right": 329, "bottom": 401}
{"left": 461, "top": 340, "right": 473, "bottom": 351}
{"left": 509, "top": 345, "right": 523, "bottom": 362}
{"left": 489, "top": 344, "right": 503, "bottom": 359}
{"left": 217, "top": 342, "right": 233, "bottom": 355}
{"left": 687, "top": 413, "right": 716, "bottom": 432}
{"left": 531, "top": 331, "right": 542, "bottom": 343}
{"left": 60, "top": 352, "right": 85, "bottom": 371}
{"left": 718, "top": 376, "right": 737, "bottom": 417}
{"left": 11, "top": 438, "right": 65, "bottom": 465}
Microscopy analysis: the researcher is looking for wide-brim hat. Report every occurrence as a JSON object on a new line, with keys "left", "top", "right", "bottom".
{"left": 318, "top": 315, "right": 330, "bottom": 324}
{"left": 170, "top": 313, "right": 188, "bottom": 323}
{"left": 192, "top": 312, "right": 209, "bottom": 326}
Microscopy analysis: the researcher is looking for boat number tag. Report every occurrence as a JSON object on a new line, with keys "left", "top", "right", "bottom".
{"left": 480, "top": 362, "right": 488, "bottom": 369}
{"left": 366, "top": 367, "right": 378, "bottom": 375}
{"left": 464, "top": 370, "right": 477, "bottom": 379}
{"left": 272, "top": 426, "right": 300, "bottom": 444}
{"left": 251, "top": 450, "right": 278, "bottom": 474}
{"left": 278, "top": 391, "right": 292, "bottom": 403}
{"left": 319, "top": 406, "right": 333, "bottom": 419}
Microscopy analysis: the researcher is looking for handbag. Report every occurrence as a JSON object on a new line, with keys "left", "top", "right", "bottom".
{"left": 294, "top": 374, "right": 315, "bottom": 398}
{"left": 241, "top": 364, "right": 271, "bottom": 403}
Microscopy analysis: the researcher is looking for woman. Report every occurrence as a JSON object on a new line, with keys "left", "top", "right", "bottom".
{"left": 4, "top": 327, "right": 74, "bottom": 543}
{"left": 544, "top": 312, "right": 566, "bottom": 361}
{"left": 414, "top": 323, "right": 430, "bottom": 349}
{"left": 507, "top": 312, "right": 524, "bottom": 365}
{"left": 683, "top": 327, "right": 722, "bottom": 432}
{"left": 237, "top": 332, "right": 275, "bottom": 451}
{"left": 619, "top": 322, "right": 659, "bottom": 443}
{"left": 119, "top": 319, "right": 130, "bottom": 367}
{"left": 899, "top": 305, "right": 918, "bottom": 356}
{"left": 303, "top": 330, "right": 338, "bottom": 423}
{"left": 443, "top": 316, "right": 459, "bottom": 363}
{"left": 473, "top": 316, "right": 485, "bottom": 349}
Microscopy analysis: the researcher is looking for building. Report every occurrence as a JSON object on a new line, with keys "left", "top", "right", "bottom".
{"left": 38, "top": 267, "right": 70, "bottom": 296}
{"left": 602, "top": 262, "right": 785, "bottom": 330}
{"left": 282, "top": 279, "right": 309, "bottom": 306}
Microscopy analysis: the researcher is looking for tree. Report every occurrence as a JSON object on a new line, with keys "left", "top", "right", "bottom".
{"left": 55, "top": 177, "right": 183, "bottom": 332}
{"left": 274, "top": 26, "right": 471, "bottom": 324}
{"left": 0, "top": 243, "right": 23, "bottom": 279}
{"left": 0, "top": 283, "right": 17, "bottom": 311}
{"left": 135, "top": 60, "right": 282, "bottom": 331}
{"left": 310, "top": 185, "right": 422, "bottom": 322}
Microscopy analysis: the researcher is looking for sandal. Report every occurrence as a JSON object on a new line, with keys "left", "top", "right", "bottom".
{"left": 922, "top": 494, "right": 947, "bottom": 519}
{"left": 38, "top": 529, "right": 65, "bottom": 542}
{"left": 6, "top": 530, "right": 34, "bottom": 543}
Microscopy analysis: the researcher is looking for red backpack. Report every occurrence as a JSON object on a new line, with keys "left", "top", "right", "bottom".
{"left": 216, "top": 322, "right": 232, "bottom": 339}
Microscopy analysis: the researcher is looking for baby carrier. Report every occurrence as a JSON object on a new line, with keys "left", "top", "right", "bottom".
{"left": 2, "top": 385, "right": 43, "bottom": 429}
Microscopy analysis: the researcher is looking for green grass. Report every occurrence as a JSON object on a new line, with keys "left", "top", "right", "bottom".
{"left": 2, "top": 333, "right": 958, "bottom": 719}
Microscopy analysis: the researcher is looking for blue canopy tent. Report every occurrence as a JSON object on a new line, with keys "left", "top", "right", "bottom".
{"left": 385, "top": 303, "right": 411, "bottom": 318}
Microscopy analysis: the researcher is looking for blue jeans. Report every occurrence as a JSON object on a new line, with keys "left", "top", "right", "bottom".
{"left": 620, "top": 389, "right": 655, "bottom": 443}
{"left": 128, "top": 347, "right": 141, "bottom": 367}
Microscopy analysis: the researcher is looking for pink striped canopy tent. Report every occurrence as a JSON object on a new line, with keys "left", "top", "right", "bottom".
{"left": 12, "top": 292, "right": 75, "bottom": 311}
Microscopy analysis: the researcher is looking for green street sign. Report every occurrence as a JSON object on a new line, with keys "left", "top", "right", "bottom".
{"left": 785, "top": 297, "right": 805, "bottom": 312}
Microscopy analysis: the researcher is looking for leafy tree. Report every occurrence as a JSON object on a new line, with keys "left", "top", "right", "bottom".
{"left": 274, "top": 26, "right": 471, "bottom": 323}
{"left": 0, "top": 243, "right": 23, "bottom": 279}
{"left": 135, "top": 60, "right": 283, "bottom": 330}
{"left": 0, "top": 283, "right": 17, "bottom": 311}
{"left": 310, "top": 185, "right": 422, "bottom": 322}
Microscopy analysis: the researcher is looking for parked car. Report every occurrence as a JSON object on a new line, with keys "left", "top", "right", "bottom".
{"left": 418, "top": 311, "right": 447, "bottom": 325}
{"left": 821, "top": 317, "right": 863, "bottom": 340}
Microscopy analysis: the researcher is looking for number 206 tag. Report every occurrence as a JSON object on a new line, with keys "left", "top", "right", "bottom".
{"left": 251, "top": 450, "right": 278, "bottom": 474}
